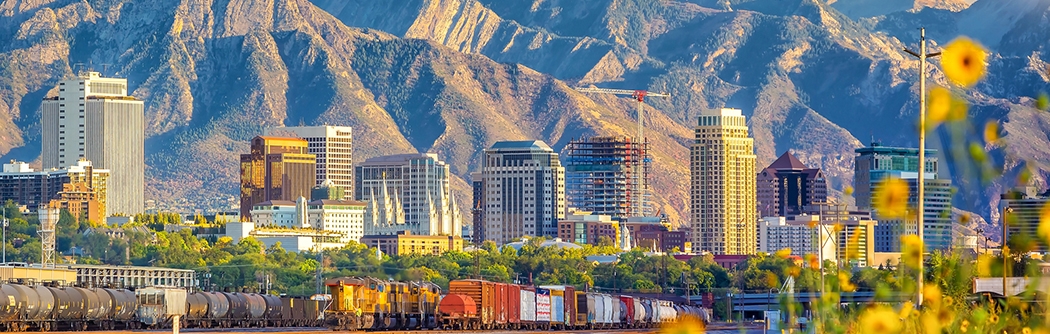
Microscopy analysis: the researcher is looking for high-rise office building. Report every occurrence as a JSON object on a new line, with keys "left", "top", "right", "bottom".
{"left": 355, "top": 153, "right": 461, "bottom": 236}
{"left": 757, "top": 152, "right": 828, "bottom": 218}
{"left": 471, "top": 172, "right": 484, "bottom": 243}
{"left": 565, "top": 136, "right": 651, "bottom": 220}
{"left": 269, "top": 126, "right": 353, "bottom": 189}
{"left": 480, "top": 141, "right": 566, "bottom": 245}
{"left": 239, "top": 136, "right": 317, "bottom": 219}
{"left": 690, "top": 108, "right": 757, "bottom": 255}
{"left": 854, "top": 143, "right": 952, "bottom": 251}
{"left": 40, "top": 72, "right": 143, "bottom": 215}
{"left": 1000, "top": 187, "right": 1050, "bottom": 252}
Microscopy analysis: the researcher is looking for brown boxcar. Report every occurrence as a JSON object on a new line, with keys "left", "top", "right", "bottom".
{"left": 494, "top": 283, "right": 507, "bottom": 327}
{"left": 448, "top": 280, "right": 496, "bottom": 329}
{"left": 507, "top": 284, "right": 522, "bottom": 328}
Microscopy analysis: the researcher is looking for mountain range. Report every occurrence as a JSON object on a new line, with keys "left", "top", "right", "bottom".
{"left": 0, "top": 0, "right": 1047, "bottom": 236}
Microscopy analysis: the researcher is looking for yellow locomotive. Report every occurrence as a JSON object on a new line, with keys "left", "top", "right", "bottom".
{"left": 324, "top": 277, "right": 440, "bottom": 330}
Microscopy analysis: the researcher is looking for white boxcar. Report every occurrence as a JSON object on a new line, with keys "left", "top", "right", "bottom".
{"left": 551, "top": 294, "right": 564, "bottom": 324}
{"left": 536, "top": 288, "right": 552, "bottom": 323}
{"left": 521, "top": 288, "right": 537, "bottom": 323}
{"left": 135, "top": 287, "right": 187, "bottom": 326}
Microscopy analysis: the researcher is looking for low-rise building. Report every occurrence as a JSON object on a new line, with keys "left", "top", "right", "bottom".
{"left": 801, "top": 206, "right": 879, "bottom": 267}
{"left": 249, "top": 197, "right": 366, "bottom": 243}
{"left": 308, "top": 199, "right": 367, "bottom": 243}
{"left": 758, "top": 215, "right": 836, "bottom": 268}
{"left": 360, "top": 231, "right": 465, "bottom": 256}
{"left": 0, "top": 160, "right": 109, "bottom": 218}
{"left": 557, "top": 213, "right": 621, "bottom": 247}
{"left": 62, "top": 264, "right": 195, "bottom": 288}
{"left": 226, "top": 222, "right": 345, "bottom": 252}
{"left": 623, "top": 217, "right": 691, "bottom": 253}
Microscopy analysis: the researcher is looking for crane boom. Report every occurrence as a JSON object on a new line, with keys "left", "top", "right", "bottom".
{"left": 574, "top": 86, "right": 670, "bottom": 219}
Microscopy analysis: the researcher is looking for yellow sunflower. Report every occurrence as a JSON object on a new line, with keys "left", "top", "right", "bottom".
{"left": 806, "top": 253, "right": 820, "bottom": 269}
{"left": 923, "top": 284, "right": 942, "bottom": 308}
{"left": 659, "top": 315, "right": 706, "bottom": 334}
{"left": 1038, "top": 202, "right": 1050, "bottom": 243}
{"left": 901, "top": 235, "right": 924, "bottom": 268}
{"left": 839, "top": 272, "right": 856, "bottom": 292}
{"left": 874, "top": 177, "right": 910, "bottom": 220}
{"left": 940, "top": 37, "right": 988, "bottom": 88}
{"left": 926, "top": 86, "right": 953, "bottom": 130}
{"left": 858, "top": 305, "right": 903, "bottom": 334}
{"left": 983, "top": 121, "right": 1000, "bottom": 144}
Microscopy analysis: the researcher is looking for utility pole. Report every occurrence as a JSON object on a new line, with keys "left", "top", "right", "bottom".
{"left": 574, "top": 87, "right": 670, "bottom": 218}
{"left": 2, "top": 206, "right": 7, "bottom": 264}
{"left": 904, "top": 27, "right": 941, "bottom": 307}
{"left": 1002, "top": 208, "right": 1011, "bottom": 298}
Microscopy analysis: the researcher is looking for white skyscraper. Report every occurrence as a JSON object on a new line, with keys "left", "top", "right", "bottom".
{"left": 355, "top": 153, "right": 462, "bottom": 236}
{"left": 269, "top": 125, "right": 353, "bottom": 189}
{"left": 41, "top": 72, "right": 144, "bottom": 216}
{"left": 480, "top": 140, "right": 566, "bottom": 245}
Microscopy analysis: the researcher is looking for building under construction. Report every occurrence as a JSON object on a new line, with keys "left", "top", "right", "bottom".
{"left": 565, "top": 136, "right": 651, "bottom": 220}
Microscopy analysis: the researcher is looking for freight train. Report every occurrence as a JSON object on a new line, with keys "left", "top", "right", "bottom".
{"left": 325, "top": 277, "right": 710, "bottom": 331}
{"left": 0, "top": 277, "right": 708, "bottom": 332}
{"left": 0, "top": 281, "right": 323, "bottom": 332}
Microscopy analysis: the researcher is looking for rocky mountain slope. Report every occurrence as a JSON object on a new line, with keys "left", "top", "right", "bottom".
{"left": 0, "top": 0, "right": 1048, "bottom": 229}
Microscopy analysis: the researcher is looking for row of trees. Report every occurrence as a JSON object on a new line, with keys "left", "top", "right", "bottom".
{"left": 2, "top": 204, "right": 1030, "bottom": 311}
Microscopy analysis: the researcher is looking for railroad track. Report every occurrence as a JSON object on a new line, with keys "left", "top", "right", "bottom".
{"left": 15, "top": 328, "right": 663, "bottom": 334}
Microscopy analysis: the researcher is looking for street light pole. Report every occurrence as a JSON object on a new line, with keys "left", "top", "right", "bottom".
{"left": 904, "top": 27, "right": 941, "bottom": 307}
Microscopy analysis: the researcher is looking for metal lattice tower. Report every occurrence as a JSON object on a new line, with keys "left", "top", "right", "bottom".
{"left": 38, "top": 208, "right": 58, "bottom": 268}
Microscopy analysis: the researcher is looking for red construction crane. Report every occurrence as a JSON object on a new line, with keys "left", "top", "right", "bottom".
{"left": 575, "top": 86, "right": 670, "bottom": 218}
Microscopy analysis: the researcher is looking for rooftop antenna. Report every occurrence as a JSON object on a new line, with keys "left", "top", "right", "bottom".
{"left": 73, "top": 63, "right": 86, "bottom": 76}
{"left": 101, "top": 64, "right": 111, "bottom": 76}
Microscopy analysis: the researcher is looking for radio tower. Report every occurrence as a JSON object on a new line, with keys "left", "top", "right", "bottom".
{"left": 38, "top": 208, "right": 58, "bottom": 268}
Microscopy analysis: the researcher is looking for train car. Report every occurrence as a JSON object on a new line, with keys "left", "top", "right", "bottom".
{"left": 494, "top": 282, "right": 508, "bottom": 328}
{"left": 305, "top": 296, "right": 323, "bottom": 327}
{"left": 619, "top": 296, "right": 634, "bottom": 328}
{"left": 658, "top": 300, "right": 677, "bottom": 323}
{"left": 535, "top": 288, "right": 551, "bottom": 330}
{"left": 408, "top": 281, "right": 440, "bottom": 329}
{"left": 631, "top": 297, "right": 645, "bottom": 328}
{"left": 437, "top": 294, "right": 478, "bottom": 330}
{"left": 448, "top": 279, "right": 497, "bottom": 329}
{"left": 596, "top": 293, "right": 610, "bottom": 329}
{"left": 506, "top": 283, "right": 521, "bottom": 329}
{"left": 102, "top": 288, "right": 137, "bottom": 329}
{"left": 280, "top": 297, "right": 306, "bottom": 327}
{"left": 136, "top": 287, "right": 187, "bottom": 329}
{"left": 579, "top": 291, "right": 596, "bottom": 329}
{"left": 262, "top": 294, "right": 282, "bottom": 327}
{"left": 545, "top": 288, "right": 564, "bottom": 329}
{"left": 539, "top": 285, "right": 575, "bottom": 329}
{"left": 324, "top": 277, "right": 388, "bottom": 330}
{"left": 0, "top": 283, "right": 56, "bottom": 331}
{"left": 519, "top": 286, "right": 535, "bottom": 330}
